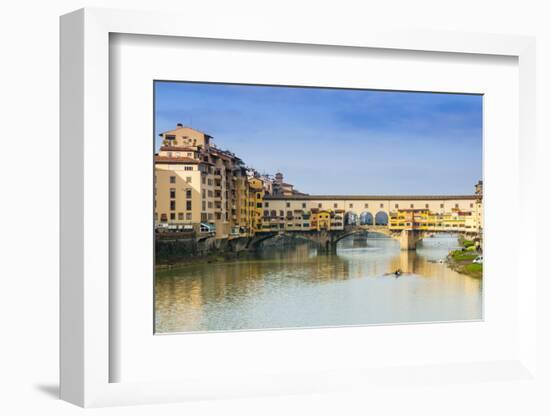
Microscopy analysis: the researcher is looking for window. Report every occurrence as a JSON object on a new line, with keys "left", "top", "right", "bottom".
{"left": 470, "top": 203, "right": 474, "bottom": 208}
{"left": 364, "top": 203, "right": 368, "bottom": 208}
{"left": 318, "top": 203, "right": 322, "bottom": 208}
{"left": 202, "top": 176, "right": 206, "bottom": 184}
{"left": 265, "top": 202, "right": 269, "bottom": 208}
{"left": 186, "top": 213, "right": 192, "bottom": 220}
{"left": 186, "top": 189, "right": 192, "bottom": 199}
{"left": 169, "top": 188, "right": 176, "bottom": 199}
{"left": 186, "top": 201, "right": 192, "bottom": 210}
{"left": 187, "top": 152, "right": 193, "bottom": 157}
{"left": 169, "top": 176, "right": 176, "bottom": 184}
{"left": 264, "top": 210, "right": 269, "bottom": 217}
{"left": 410, "top": 204, "right": 414, "bottom": 208}
{"left": 287, "top": 202, "right": 291, "bottom": 208}
{"left": 184, "top": 166, "right": 193, "bottom": 171}
{"left": 440, "top": 203, "right": 444, "bottom": 209}
{"left": 186, "top": 176, "right": 192, "bottom": 183}
{"left": 455, "top": 203, "right": 459, "bottom": 209}
{"left": 165, "top": 134, "right": 175, "bottom": 141}
{"left": 425, "top": 204, "right": 429, "bottom": 209}
{"left": 170, "top": 213, "right": 176, "bottom": 220}
{"left": 170, "top": 200, "right": 176, "bottom": 211}
{"left": 178, "top": 213, "right": 184, "bottom": 220}
{"left": 208, "top": 202, "right": 213, "bottom": 208}
{"left": 334, "top": 203, "right": 338, "bottom": 208}
{"left": 280, "top": 210, "right": 284, "bottom": 217}
{"left": 395, "top": 204, "right": 399, "bottom": 208}
{"left": 380, "top": 203, "right": 384, "bottom": 208}
{"left": 202, "top": 189, "right": 206, "bottom": 199}
{"left": 302, "top": 203, "right": 306, "bottom": 208}
{"left": 202, "top": 201, "right": 206, "bottom": 211}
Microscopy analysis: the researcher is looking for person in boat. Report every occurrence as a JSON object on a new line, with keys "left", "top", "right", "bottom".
{"left": 383, "top": 268, "right": 404, "bottom": 277}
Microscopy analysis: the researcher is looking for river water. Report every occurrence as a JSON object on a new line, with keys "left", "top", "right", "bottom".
{"left": 155, "top": 235, "right": 482, "bottom": 333}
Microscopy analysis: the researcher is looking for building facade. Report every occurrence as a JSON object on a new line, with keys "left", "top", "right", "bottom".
{"left": 262, "top": 192, "right": 482, "bottom": 235}
{"left": 155, "top": 124, "right": 262, "bottom": 238}
{"left": 155, "top": 124, "right": 483, "bottom": 240}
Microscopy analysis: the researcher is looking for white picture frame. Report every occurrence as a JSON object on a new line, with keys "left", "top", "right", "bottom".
{"left": 60, "top": 8, "right": 537, "bottom": 407}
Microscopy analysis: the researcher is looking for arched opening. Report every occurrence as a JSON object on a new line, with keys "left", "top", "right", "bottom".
{"left": 374, "top": 211, "right": 389, "bottom": 226}
{"left": 344, "top": 212, "right": 358, "bottom": 226}
{"left": 359, "top": 212, "right": 373, "bottom": 225}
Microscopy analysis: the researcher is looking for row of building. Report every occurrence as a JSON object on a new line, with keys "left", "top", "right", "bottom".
{"left": 155, "top": 125, "right": 483, "bottom": 237}
{"left": 154, "top": 124, "right": 303, "bottom": 237}
{"left": 257, "top": 199, "right": 482, "bottom": 234}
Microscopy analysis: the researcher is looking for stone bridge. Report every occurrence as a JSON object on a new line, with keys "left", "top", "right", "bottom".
{"left": 247, "top": 226, "right": 369, "bottom": 252}
{"left": 247, "top": 225, "right": 475, "bottom": 251}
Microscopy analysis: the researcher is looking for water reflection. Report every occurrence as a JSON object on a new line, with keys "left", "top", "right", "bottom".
{"left": 155, "top": 235, "right": 482, "bottom": 333}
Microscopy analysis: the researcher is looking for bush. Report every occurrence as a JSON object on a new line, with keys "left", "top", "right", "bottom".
{"left": 463, "top": 239, "right": 475, "bottom": 248}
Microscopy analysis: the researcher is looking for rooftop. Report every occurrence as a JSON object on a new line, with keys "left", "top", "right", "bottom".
{"left": 154, "top": 156, "right": 200, "bottom": 164}
{"left": 264, "top": 194, "right": 480, "bottom": 201}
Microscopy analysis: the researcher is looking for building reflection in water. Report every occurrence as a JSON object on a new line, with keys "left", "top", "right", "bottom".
{"left": 155, "top": 235, "right": 482, "bottom": 333}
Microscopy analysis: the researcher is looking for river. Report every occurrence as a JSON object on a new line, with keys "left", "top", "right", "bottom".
{"left": 155, "top": 235, "right": 482, "bottom": 333}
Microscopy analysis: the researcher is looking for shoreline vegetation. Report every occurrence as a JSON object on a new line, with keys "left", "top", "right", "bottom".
{"left": 446, "top": 237, "right": 483, "bottom": 279}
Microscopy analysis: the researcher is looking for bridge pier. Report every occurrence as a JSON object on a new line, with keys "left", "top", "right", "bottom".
{"left": 398, "top": 229, "right": 423, "bottom": 250}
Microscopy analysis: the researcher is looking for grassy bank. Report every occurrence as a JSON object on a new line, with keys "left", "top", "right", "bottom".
{"left": 447, "top": 245, "right": 482, "bottom": 279}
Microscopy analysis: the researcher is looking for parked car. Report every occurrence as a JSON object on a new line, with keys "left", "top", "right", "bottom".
{"left": 473, "top": 256, "right": 483, "bottom": 264}
{"left": 200, "top": 223, "right": 216, "bottom": 233}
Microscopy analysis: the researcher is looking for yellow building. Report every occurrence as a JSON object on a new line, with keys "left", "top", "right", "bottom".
{"left": 310, "top": 208, "right": 331, "bottom": 231}
{"left": 389, "top": 208, "right": 479, "bottom": 234}
{"left": 247, "top": 176, "right": 265, "bottom": 234}
{"left": 389, "top": 209, "right": 432, "bottom": 231}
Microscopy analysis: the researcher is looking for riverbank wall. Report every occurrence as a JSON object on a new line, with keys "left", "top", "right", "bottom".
{"left": 155, "top": 236, "right": 251, "bottom": 266}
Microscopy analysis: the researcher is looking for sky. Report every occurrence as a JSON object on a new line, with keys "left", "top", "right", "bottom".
{"left": 155, "top": 82, "right": 482, "bottom": 195}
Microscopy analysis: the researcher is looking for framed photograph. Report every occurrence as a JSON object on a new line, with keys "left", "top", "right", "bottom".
{"left": 60, "top": 8, "right": 537, "bottom": 407}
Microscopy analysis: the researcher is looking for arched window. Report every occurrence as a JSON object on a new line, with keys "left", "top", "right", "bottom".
{"left": 374, "top": 211, "right": 389, "bottom": 225}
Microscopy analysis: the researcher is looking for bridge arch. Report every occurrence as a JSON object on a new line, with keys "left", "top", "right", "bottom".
{"left": 247, "top": 232, "right": 326, "bottom": 250}
{"left": 359, "top": 211, "right": 374, "bottom": 225}
{"left": 374, "top": 211, "right": 389, "bottom": 226}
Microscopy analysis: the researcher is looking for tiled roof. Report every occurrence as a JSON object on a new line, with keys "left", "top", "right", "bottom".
{"left": 154, "top": 156, "right": 200, "bottom": 164}
{"left": 159, "top": 146, "right": 197, "bottom": 152}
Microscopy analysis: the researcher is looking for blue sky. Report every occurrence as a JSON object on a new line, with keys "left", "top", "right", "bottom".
{"left": 155, "top": 82, "right": 482, "bottom": 195}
